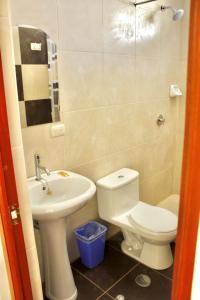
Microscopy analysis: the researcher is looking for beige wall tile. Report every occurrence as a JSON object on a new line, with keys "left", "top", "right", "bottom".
{"left": 173, "top": 128, "right": 185, "bottom": 193}
{"left": 135, "top": 1, "right": 161, "bottom": 58}
{"left": 179, "top": 60, "right": 188, "bottom": 96}
{"left": 105, "top": 105, "right": 138, "bottom": 153}
{"left": 22, "top": 123, "right": 66, "bottom": 177}
{"left": 180, "top": 16, "right": 190, "bottom": 60}
{"left": 10, "top": 0, "right": 58, "bottom": 43}
{"left": 135, "top": 57, "right": 161, "bottom": 100}
{"left": 58, "top": 0, "right": 103, "bottom": 52}
{"left": 72, "top": 156, "right": 111, "bottom": 182}
{"left": 183, "top": 0, "right": 191, "bottom": 19}
{"left": 176, "top": 97, "right": 186, "bottom": 135}
{"left": 19, "top": 101, "right": 27, "bottom": 128}
{"left": 160, "top": 7, "right": 182, "bottom": 59}
{"left": 0, "top": 16, "right": 23, "bottom": 148}
{"left": 13, "top": 26, "right": 22, "bottom": 65}
{"left": 107, "top": 149, "right": 140, "bottom": 174}
{"left": 103, "top": 0, "right": 135, "bottom": 55}
{"left": 140, "top": 168, "right": 173, "bottom": 205}
{"left": 152, "top": 168, "right": 174, "bottom": 203}
{"left": 132, "top": 137, "right": 174, "bottom": 182}
{"left": 139, "top": 178, "right": 155, "bottom": 205}
{"left": 59, "top": 51, "right": 105, "bottom": 112}
{"left": 66, "top": 109, "right": 109, "bottom": 168}
{"left": 0, "top": 0, "right": 8, "bottom": 17}
{"left": 122, "top": 99, "right": 177, "bottom": 149}
{"left": 22, "top": 65, "right": 49, "bottom": 101}
{"left": 7, "top": 0, "right": 189, "bottom": 266}
{"left": 12, "top": 26, "right": 21, "bottom": 64}
{"left": 159, "top": 59, "right": 184, "bottom": 99}
{"left": 103, "top": 54, "right": 136, "bottom": 105}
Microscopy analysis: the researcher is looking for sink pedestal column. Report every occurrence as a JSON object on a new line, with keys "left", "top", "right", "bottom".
{"left": 39, "top": 218, "right": 77, "bottom": 300}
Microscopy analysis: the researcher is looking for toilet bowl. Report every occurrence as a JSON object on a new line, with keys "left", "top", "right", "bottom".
{"left": 96, "top": 168, "right": 178, "bottom": 270}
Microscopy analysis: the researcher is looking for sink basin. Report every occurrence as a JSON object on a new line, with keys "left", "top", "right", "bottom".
{"left": 28, "top": 170, "right": 96, "bottom": 220}
{"left": 27, "top": 170, "right": 96, "bottom": 300}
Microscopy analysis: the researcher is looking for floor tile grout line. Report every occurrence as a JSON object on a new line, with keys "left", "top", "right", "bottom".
{"left": 96, "top": 292, "right": 115, "bottom": 300}
{"left": 107, "top": 237, "right": 173, "bottom": 282}
{"left": 103, "top": 263, "right": 140, "bottom": 296}
{"left": 72, "top": 261, "right": 139, "bottom": 298}
{"left": 153, "top": 269, "right": 173, "bottom": 281}
{"left": 72, "top": 266, "right": 105, "bottom": 293}
{"left": 96, "top": 293, "right": 115, "bottom": 300}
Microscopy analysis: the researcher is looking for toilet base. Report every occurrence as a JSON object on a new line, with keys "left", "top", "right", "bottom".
{"left": 121, "top": 240, "right": 173, "bottom": 270}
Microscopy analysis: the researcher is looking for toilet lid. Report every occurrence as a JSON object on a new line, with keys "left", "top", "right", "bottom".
{"left": 129, "top": 202, "right": 177, "bottom": 233}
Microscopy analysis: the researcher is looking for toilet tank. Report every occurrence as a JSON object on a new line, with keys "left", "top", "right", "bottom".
{"left": 96, "top": 168, "right": 139, "bottom": 220}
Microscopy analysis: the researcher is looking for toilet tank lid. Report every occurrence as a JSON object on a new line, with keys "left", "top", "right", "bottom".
{"left": 96, "top": 168, "right": 139, "bottom": 190}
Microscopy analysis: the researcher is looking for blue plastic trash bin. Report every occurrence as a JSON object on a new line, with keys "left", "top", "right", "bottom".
{"left": 75, "top": 221, "right": 107, "bottom": 269}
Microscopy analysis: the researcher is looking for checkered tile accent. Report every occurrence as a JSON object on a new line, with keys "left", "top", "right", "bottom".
{"left": 13, "top": 26, "right": 60, "bottom": 127}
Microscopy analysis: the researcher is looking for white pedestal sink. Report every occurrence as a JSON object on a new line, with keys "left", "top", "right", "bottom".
{"left": 28, "top": 171, "right": 96, "bottom": 300}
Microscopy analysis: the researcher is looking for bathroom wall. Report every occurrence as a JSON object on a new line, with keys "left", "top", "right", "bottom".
{"left": 0, "top": 218, "right": 12, "bottom": 300}
{"left": 0, "top": 0, "right": 43, "bottom": 298}
{"left": 9, "top": 0, "right": 189, "bottom": 261}
{"left": 173, "top": 0, "right": 190, "bottom": 192}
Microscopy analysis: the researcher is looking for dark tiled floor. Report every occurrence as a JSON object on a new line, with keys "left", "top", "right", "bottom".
{"left": 72, "top": 244, "right": 138, "bottom": 290}
{"left": 72, "top": 269, "right": 103, "bottom": 299}
{"left": 98, "top": 294, "right": 114, "bottom": 299}
{"left": 44, "top": 232, "right": 174, "bottom": 300}
{"left": 108, "top": 264, "right": 172, "bottom": 300}
{"left": 107, "top": 231, "right": 124, "bottom": 252}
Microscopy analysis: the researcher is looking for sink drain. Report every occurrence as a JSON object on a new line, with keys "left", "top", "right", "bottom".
{"left": 135, "top": 274, "right": 151, "bottom": 287}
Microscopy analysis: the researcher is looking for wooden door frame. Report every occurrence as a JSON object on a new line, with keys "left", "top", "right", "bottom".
{"left": 172, "top": 1, "right": 200, "bottom": 299}
{"left": 0, "top": 54, "right": 33, "bottom": 299}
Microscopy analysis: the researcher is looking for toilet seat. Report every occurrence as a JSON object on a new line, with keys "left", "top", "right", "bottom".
{"left": 129, "top": 202, "right": 177, "bottom": 234}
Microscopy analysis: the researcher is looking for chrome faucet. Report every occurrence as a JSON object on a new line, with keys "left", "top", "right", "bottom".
{"left": 34, "top": 154, "right": 51, "bottom": 181}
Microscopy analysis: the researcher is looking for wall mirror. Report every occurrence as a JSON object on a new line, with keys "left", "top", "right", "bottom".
{"left": 13, "top": 25, "right": 60, "bottom": 128}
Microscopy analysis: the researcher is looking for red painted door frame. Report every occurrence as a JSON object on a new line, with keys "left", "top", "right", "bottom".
{"left": 172, "top": 1, "right": 200, "bottom": 299}
{"left": 0, "top": 54, "right": 33, "bottom": 299}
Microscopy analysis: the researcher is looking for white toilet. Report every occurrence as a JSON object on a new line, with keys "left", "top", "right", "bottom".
{"left": 96, "top": 168, "right": 178, "bottom": 270}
